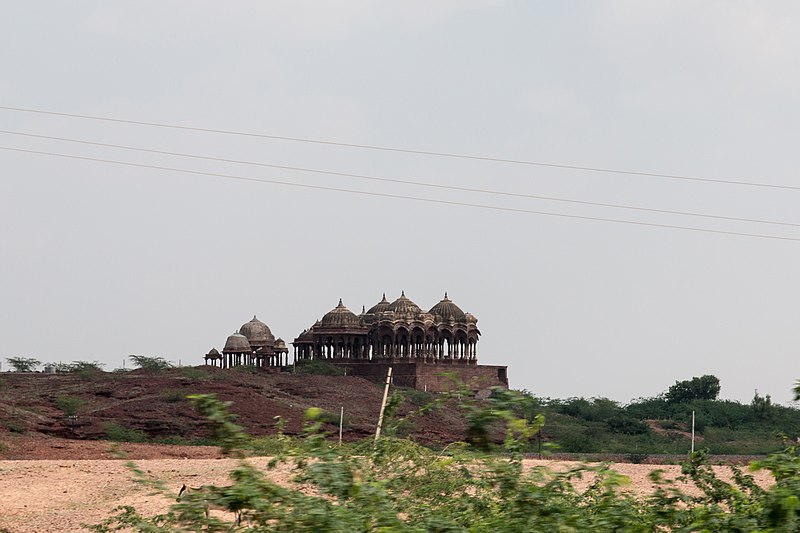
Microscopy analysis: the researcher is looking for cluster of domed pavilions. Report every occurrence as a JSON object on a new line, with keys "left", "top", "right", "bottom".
{"left": 204, "top": 292, "right": 481, "bottom": 368}
{"left": 204, "top": 317, "right": 289, "bottom": 368}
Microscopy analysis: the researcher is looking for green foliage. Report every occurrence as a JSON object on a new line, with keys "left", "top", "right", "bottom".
{"left": 752, "top": 391, "right": 775, "bottom": 420}
{"left": 161, "top": 389, "right": 185, "bottom": 403}
{"left": 178, "top": 366, "right": 209, "bottom": 380}
{"left": 186, "top": 394, "right": 248, "bottom": 456}
{"left": 6, "top": 357, "right": 40, "bottom": 372}
{"left": 1, "top": 417, "right": 27, "bottom": 433}
{"left": 541, "top": 392, "right": 800, "bottom": 455}
{"left": 55, "top": 395, "right": 83, "bottom": 416}
{"left": 462, "top": 387, "right": 543, "bottom": 452}
{"left": 294, "top": 359, "right": 346, "bottom": 376}
{"left": 51, "top": 360, "right": 105, "bottom": 373}
{"left": 93, "top": 390, "right": 800, "bottom": 532}
{"left": 128, "top": 355, "right": 172, "bottom": 372}
{"left": 665, "top": 374, "right": 721, "bottom": 403}
{"left": 103, "top": 422, "right": 148, "bottom": 443}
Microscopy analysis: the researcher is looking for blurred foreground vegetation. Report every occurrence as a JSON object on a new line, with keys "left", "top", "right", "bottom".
{"left": 91, "top": 389, "right": 800, "bottom": 532}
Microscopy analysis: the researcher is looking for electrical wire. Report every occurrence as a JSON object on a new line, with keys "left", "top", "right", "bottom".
{"left": 2, "top": 144, "right": 799, "bottom": 243}
{"left": 1, "top": 105, "right": 796, "bottom": 192}
{"left": 1, "top": 129, "right": 798, "bottom": 229}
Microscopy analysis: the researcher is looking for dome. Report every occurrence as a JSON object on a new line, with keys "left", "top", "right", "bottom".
{"left": 388, "top": 291, "right": 422, "bottom": 316}
{"left": 366, "top": 293, "right": 391, "bottom": 315}
{"left": 223, "top": 331, "right": 251, "bottom": 354}
{"left": 429, "top": 293, "right": 467, "bottom": 322}
{"left": 240, "top": 315, "right": 275, "bottom": 345}
{"left": 320, "top": 299, "right": 362, "bottom": 328}
{"left": 206, "top": 348, "right": 221, "bottom": 357}
{"left": 296, "top": 328, "right": 315, "bottom": 342}
{"left": 274, "top": 338, "right": 287, "bottom": 349}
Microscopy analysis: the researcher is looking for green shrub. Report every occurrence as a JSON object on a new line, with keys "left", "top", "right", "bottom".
{"left": 55, "top": 395, "right": 83, "bottom": 416}
{"left": 103, "top": 422, "right": 148, "bottom": 443}
{"left": 2, "top": 418, "right": 26, "bottom": 433}
{"left": 161, "top": 389, "right": 186, "bottom": 403}
{"left": 179, "top": 366, "right": 209, "bottom": 380}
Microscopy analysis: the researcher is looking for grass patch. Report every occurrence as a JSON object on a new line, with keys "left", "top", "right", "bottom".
{"left": 294, "top": 359, "right": 345, "bottom": 376}
{"left": 179, "top": 366, "right": 210, "bottom": 380}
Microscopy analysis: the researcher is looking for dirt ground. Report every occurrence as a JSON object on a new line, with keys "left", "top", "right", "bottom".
{"left": 0, "top": 435, "right": 776, "bottom": 533}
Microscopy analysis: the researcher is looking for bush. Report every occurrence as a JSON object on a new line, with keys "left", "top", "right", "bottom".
{"left": 55, "top": 396, "right": 83, "bottom": 417}
{"left": 128, "top": 355, "right": 172, "bottom": 372}
{"left": 103, "top": 422, "right": 148, "bottom": 443}
{"left": 2, "top": 418, "right": 26, "bottom": 433}
{"left": 179, "top": 366, "right": 209, "bottom": 380}
{"left": 606, "top": 415, "right": 649, "bottom": 435}
{"left": 5, "top": 357, "right": 40, "bottom": 372}
{"left": 51, "top": 361, "right": 105, "bottom": 373}
{"left": 162, "top": 389, "right": 186, "bottom": 403}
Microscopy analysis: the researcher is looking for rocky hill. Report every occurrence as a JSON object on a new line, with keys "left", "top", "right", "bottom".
{"left": 0, "top": 366, "right": 469, "bottom": 448}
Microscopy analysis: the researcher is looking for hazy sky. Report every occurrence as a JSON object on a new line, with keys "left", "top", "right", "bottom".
{"left": 2, "top": 1, "right": 800, "bottom": 404}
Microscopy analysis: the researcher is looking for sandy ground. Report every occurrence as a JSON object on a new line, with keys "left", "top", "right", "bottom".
{"left": 0, "top": 456, "right": 297, "bottom": 533}
{"left": 0, "top": 439, "right": 776, "bottom": 532}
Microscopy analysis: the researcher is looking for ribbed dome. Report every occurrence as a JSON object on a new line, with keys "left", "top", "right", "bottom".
{"left": 429, "top": 293, "right": 467, "bottom": 322}
{"left": 320, "top": 299, "right": 361, "bottom": 328}
{"left": 240, "top": 315, "right": 275, "bottom": 344}
{"left": 206, "top": 348, "right": 221, "bottom": 357}
{"left": 223, "top": 331, "right": 251, "bottom": 354}
{"left": 388, "top": 291, "right": 422, "bottom": 316}
{"left": 366, "top": 293, "right": 391, "bottom": 315}
{"left": 274, "top": 338, "right": 287, "bottom": 349}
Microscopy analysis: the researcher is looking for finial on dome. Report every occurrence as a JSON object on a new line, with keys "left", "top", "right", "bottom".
{"left": 253, "top": 315, "right": 257, "bottom": 320}
{"left": 444, "top": 291, "right": 448, "bottom": 299}
{"left": 401, "top": 290, "right": 405, "bottom": 297}
{"left": 338, "top": 298, "right": 344, "bottom": 307}
{"left": 362, "top": 305, "right": 366, "bottom": 313}
{"left": 382, "top": 292, "right": 386, "bottom": 301}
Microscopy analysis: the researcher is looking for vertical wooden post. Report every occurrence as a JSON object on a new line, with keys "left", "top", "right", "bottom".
{"left": 691, "top": 410, "right": 696, "bottom": 453}
{"left": 374, "top": 367, "right": 393, "bottom": 443}
{"left": 339, "top": 406, "right": 344, "bottom": 446}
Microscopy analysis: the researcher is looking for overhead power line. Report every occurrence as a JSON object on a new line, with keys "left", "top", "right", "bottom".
{"left": 1, "top": 129, "right": 798, "bottom": 229}
{"left": 2, "top": 144, "right": 799, "bottom": 243}
{"left": 0, "top": 105, "right": 796, "bottom": 192}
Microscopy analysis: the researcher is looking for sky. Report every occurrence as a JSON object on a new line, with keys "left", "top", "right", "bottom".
{"left": 2, "top": 1, "right": 800, "bottom": 404}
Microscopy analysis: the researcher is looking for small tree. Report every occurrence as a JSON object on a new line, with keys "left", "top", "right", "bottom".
{"left": 68, "top": 361, "right": 105, "bottom": 373}
{"left": 6, "top": 357, "right": 41, "bottom": 373}
{"left": 751, "top": 391, "right": 774, "bottom": 420}
{"left": 128, "top": 355, "right": 172, "bottom": 372}
{"left": 665, "top": 375, "right": 721, "bottom": 403}
{"left": 55, "top": 396, "right": 84, "bottom": 417}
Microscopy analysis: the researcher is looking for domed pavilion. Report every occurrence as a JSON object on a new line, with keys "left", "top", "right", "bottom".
{"left": 204, "top": 315, "right": 288, "bottom": 368}
{"left": 292, "top": 292, "right": 481, "bottom": 362}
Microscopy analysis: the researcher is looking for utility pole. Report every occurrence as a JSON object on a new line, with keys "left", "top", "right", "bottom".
{"left": 374, "top": 367, "right": 393, "bottom": 443}
{"left": 339, "top": 406, "right": 344, "bottom": 446}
